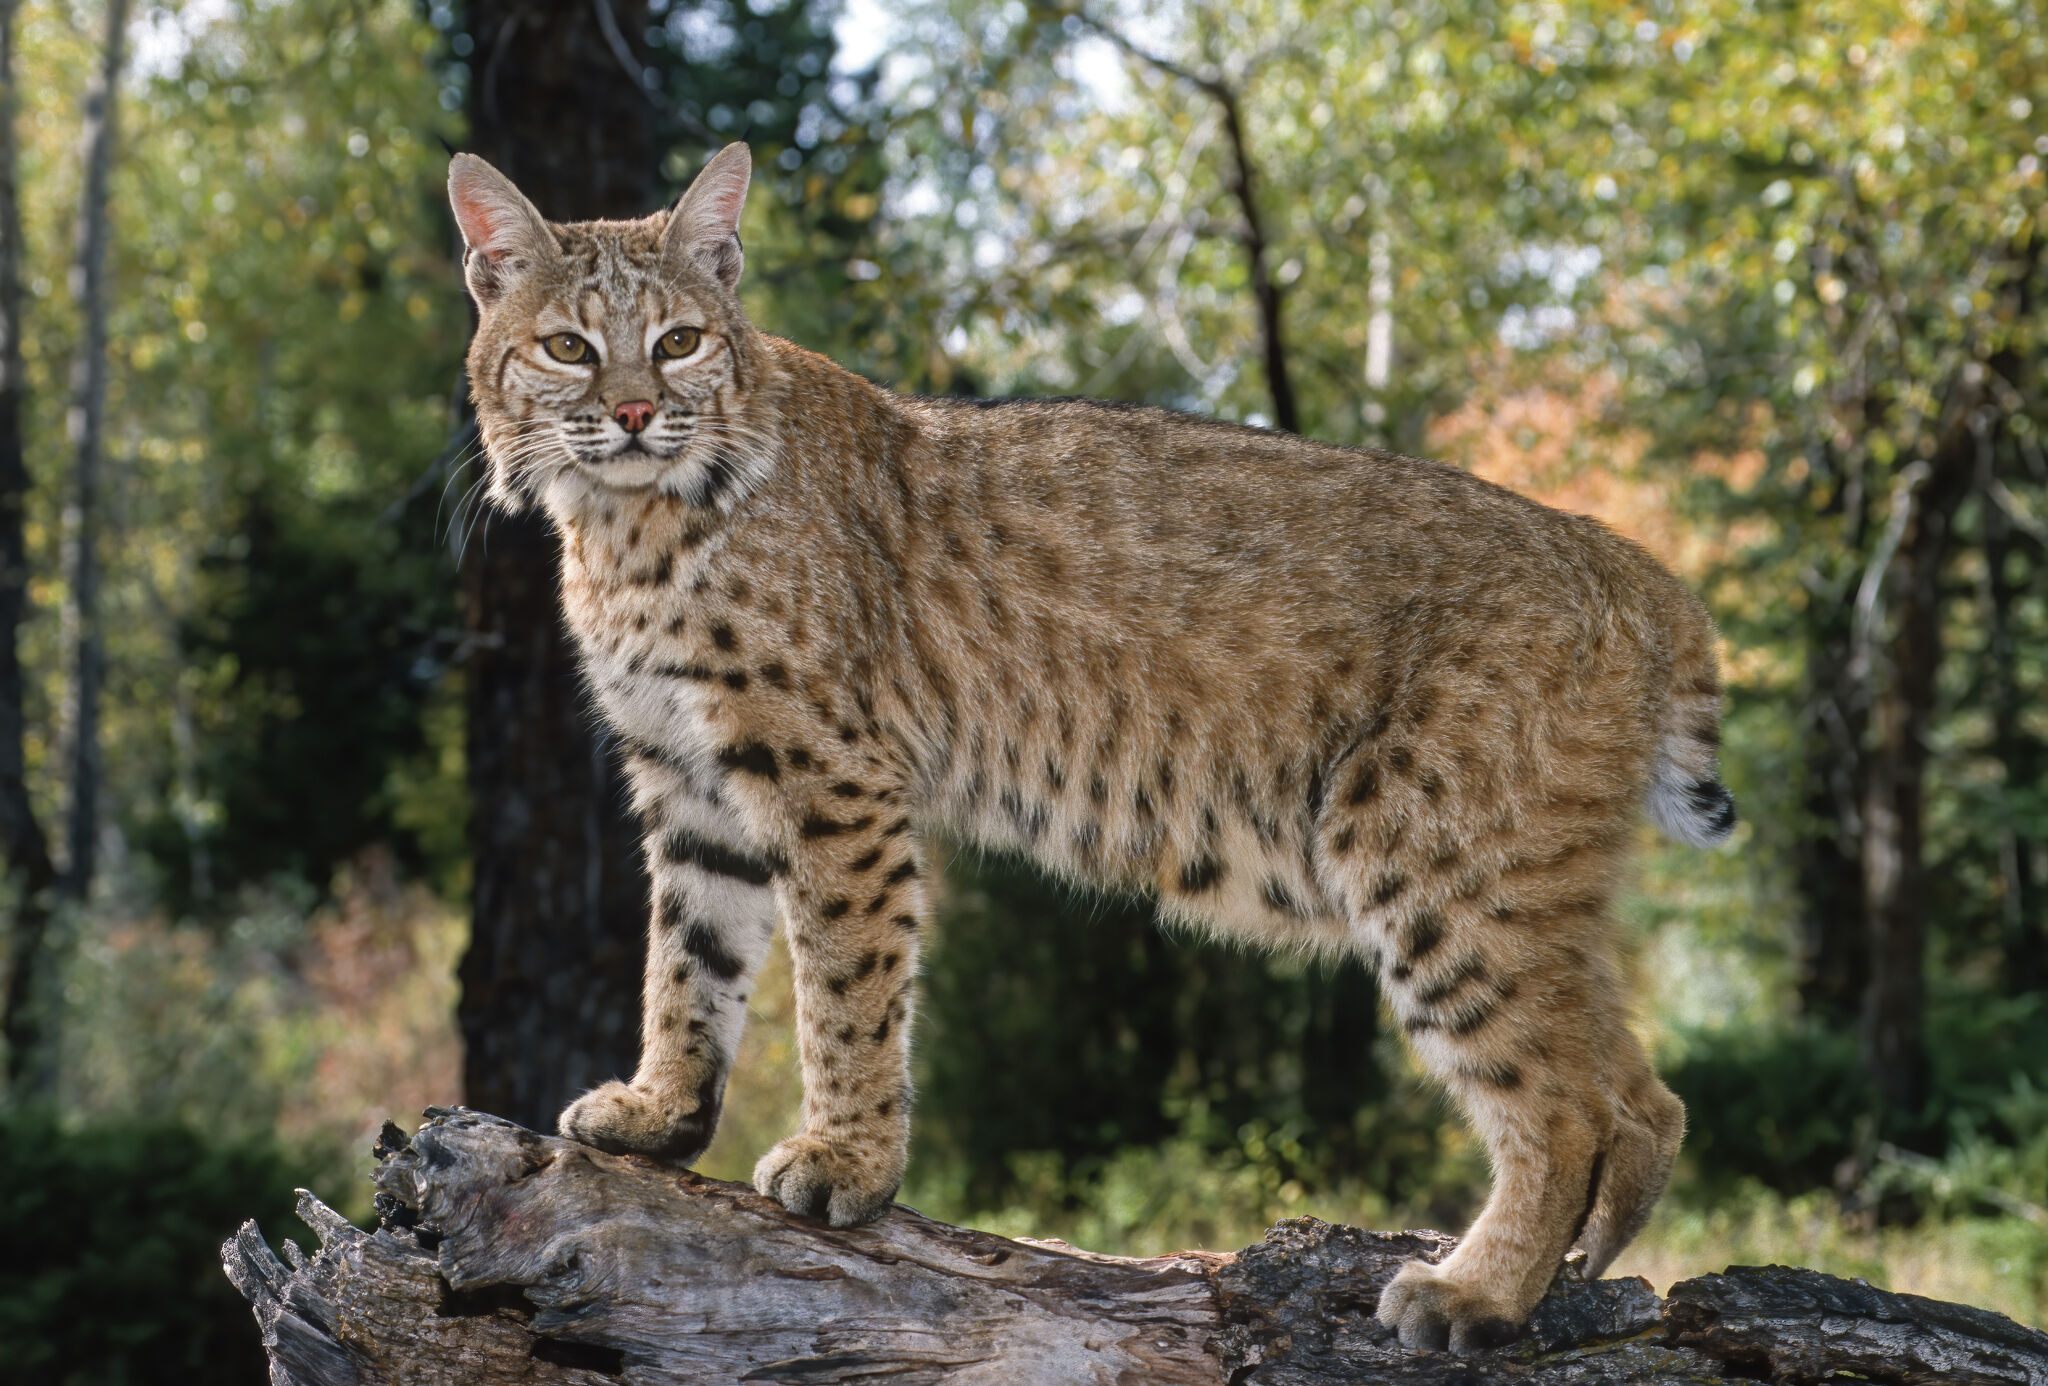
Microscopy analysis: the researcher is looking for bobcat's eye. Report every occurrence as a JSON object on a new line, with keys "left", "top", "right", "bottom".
{"left": 654, "top": 326, "right": 703, "bottom": 360}
{"left": 541, "top": 332, "right": 594, "bottom": 364}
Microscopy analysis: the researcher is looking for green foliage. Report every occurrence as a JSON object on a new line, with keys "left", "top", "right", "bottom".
{"left": 1550, "top": 0, "right": 2048, "bottom": 1019}
{"left": 920, "top": 853, "right": 1389, "bottom": 1206}
{"left": 918, "top": 855, "right": 1502, "bottom": 1232}
{"left": 641, "top": 0, "right": 852, "bottom": 178}
{"left": 907, "top": 1034, "right": 1491, "bottom": 1253}
{"left": 10, "top": 0, "right": 469, "bottom": 909}
{"left": 863, "top": 0, "right": 1580, "bottom": 434}
{"left": 1925, "top": 993, "right": 2048, "bottom": 1144}
{"left": 0, "top": 1110, "right": 309, "bottom": 1386}
{"left": 910, "top": 1118, "right": 1403, "bottom": 1257}
{"left": 47, "top": 870, "right": 464, "bottom": 1162}
{"left": 171, "top": 495, "right": 456, "bottom": 902}
{"left": 1663, "top": 992, "right": 2048, "bottom": 1206}
{"left": 1665, "top": 1022, "right": 1871, "bottom": 1194}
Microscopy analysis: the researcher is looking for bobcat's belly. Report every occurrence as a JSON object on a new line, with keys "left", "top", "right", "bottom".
{"left": 920, "top": 720, "right": 1351, "bottom": 956}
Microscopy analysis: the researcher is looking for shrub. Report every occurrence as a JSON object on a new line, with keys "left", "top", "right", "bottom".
{"left": 0, "top": 1111, "right": 310, "bottom": 1386}
{"left": 1663, "top": 1022, "right": 1872, "bottom": 1195}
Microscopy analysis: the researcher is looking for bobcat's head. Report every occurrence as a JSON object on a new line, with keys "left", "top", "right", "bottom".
{"left": 448, "top": 143, "right": 771, "bottom": 514}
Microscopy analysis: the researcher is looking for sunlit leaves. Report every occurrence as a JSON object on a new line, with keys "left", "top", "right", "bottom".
{"left": 835, "top": 0, "right": 2048, "bottom": 1001}
{"left": 18, "top": 0, "right": 467, "bottom": 902}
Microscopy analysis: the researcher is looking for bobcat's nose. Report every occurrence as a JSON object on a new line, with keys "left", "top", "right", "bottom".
{"left": 614, "top": 400, "right": 655, "bottom": 434}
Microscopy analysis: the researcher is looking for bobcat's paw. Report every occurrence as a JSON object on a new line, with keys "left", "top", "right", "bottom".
{"left": 752, "top": 1133, "right": 901, "bottom": 1227}
{"left": 558, "top": 1079, "right": 718, "bottom": 1165}
{"left": 1376, "top": 1259, "right": 1523, "bottom": 1357}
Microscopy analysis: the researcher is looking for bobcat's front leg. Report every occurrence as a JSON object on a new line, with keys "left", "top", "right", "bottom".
{"left": 560, "top": 751, "right": 780, "bottom": 1164}
{"left": 753, "top": 791, "right": 923, "bottom": 1227}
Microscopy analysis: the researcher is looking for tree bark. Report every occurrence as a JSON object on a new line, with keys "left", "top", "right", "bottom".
{"left": 222, "top": 1108, "right": 2048, "bottom": 1386}
{"left": 1857, "top": 402, "right": 1980, "bottom": 1120}
{"left": 1977, "top": 419, "right": 2043, "bottom": 996}
{"left": 0, "top": 0, "right": 57, "bottom": 1090}
{"left": 456, "top": 0, "right": 658, "bottom": 1131}
{"left": 1792, "top": 592, "right": 1869, "bottom": 1027}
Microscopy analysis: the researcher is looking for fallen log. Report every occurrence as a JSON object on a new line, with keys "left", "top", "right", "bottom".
{"left": 222, "top": 1107, "right": 2048, "bottom": 1385}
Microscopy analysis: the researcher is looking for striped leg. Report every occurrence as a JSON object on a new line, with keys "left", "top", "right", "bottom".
{"left": 1374, "top": 927, "right": 1618, "bottom": 1354}
{"left": 558, "top": 750, "right": 781, "bottom": 1164}
{"left": 752, "top": 793, "right": 925, "bottom": 1227}
{"left": 1321, "top": 732, "right": 1661, "bottom": 1354}
{"left": 1574, "top": 1014, "right": 1685, "bottom": 1275}
{"left": 1362, "top": 876, "right": 1656, "bottom": 1354}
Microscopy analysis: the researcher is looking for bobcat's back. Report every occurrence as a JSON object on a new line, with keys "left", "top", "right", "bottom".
{"left": 729, "top": 370, "right": 1729, "bottom": 953}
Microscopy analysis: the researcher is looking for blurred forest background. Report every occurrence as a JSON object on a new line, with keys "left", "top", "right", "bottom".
{"left": 0, "top": 0, "right": 2044, "bottom": 1379}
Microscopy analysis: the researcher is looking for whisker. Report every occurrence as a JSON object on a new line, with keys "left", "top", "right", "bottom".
{"left": 435, "top": 455, "right": 479, "bottom": 540}
{"left": 450, "top": 472, "right": 493, "bottom": 561}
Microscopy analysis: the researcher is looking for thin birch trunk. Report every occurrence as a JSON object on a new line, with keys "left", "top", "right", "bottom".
{"left": 53, "top": 0, "right": 128, "bottom": 904}
{"left": 0, "top": 0, "right": 57, "bottom": 1091}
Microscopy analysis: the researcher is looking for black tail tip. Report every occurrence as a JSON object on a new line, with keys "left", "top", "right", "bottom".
{"left": 1688, "top": 778, "right": 1738, "bottom": 838}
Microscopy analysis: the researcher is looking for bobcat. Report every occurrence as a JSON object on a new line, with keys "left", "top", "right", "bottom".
{"left": 448, "top": 142, "right": 1730, "bottom": 1355}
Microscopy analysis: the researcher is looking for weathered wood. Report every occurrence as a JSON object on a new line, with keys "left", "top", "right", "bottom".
{"left": 224, "top": 1108, "right": 2048, "bottom": 1385}
{"left": 1665, "top": 1266, "right": 2048, "bottom": 1386}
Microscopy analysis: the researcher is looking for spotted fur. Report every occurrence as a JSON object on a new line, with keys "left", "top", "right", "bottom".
{"left": 450, "top": 144, "right": 1728, "bottom": 1352}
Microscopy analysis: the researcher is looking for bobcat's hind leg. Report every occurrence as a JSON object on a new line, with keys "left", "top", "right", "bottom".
{"left": 560, "top": 753, "right": 780, "bottom": 1165}
{"left": 1322, "top": 748, "right": 1648, "bottom": 1353}
{"left": 1371, "top": 923, "right": 1621, "bottom": 1355}
{"left": 1574, "top": 1020, "right": 1685, "bottom": 1275}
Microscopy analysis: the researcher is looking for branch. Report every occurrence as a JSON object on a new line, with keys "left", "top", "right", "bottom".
{"left": 1069, "top": 10, "right": 1299, "bottom": 432}
{"left": 589, "top": 0, "right": 714, "bottom": 142}
{"left": 224, "top": 1108, "right": 2048, "bottom": 1385}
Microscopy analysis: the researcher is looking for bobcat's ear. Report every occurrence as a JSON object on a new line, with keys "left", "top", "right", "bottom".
{"left": 663, "top": 143, "right": 752, "bottom": 290}
{"left": 448, "top": 153, "right": 557, "bottom": 305}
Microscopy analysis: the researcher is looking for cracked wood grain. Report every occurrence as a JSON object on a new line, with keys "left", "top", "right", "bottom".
{"left": 223, "top": 1107, "right": 2048, "bottom": 1385}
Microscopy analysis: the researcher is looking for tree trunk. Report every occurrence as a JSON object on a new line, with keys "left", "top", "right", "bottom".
{"left": 1974, "top": 246, "right": 2045, "bottom": 998}
{"left": 455, "top": 0, "right": 659, "bottom": 1131}
{"left": 1212, "top": 83, "right": 1297, "bottom": 435}
{"left": 1793, "top": 601, "right": 1869, "bottom": 1026}
{"left": 1858, "top": 421, "right": 1976, "bottom": 1121}
{"left": 1978, "top": 421, "right": 2043, "bottom": 995}
{"left": 0, "top": 0, "right": 57, "bottom": 1091}
{"left": 223, "top": 1107, "right": 2048, "bottom": 1385}
{"left": 53, "top": 0, "right": 127, "bottom": 905}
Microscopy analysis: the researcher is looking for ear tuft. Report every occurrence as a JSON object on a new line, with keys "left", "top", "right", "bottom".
{"left": 448, "top": 153, "right": 556, "bottom": 304}
{"left": 663, "top": 143, "right": 753, "bottom": 290}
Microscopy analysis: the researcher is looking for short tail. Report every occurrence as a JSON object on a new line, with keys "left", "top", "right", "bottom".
{"left": 1643, "top": 658, "right": 1737, "bottom": 848}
